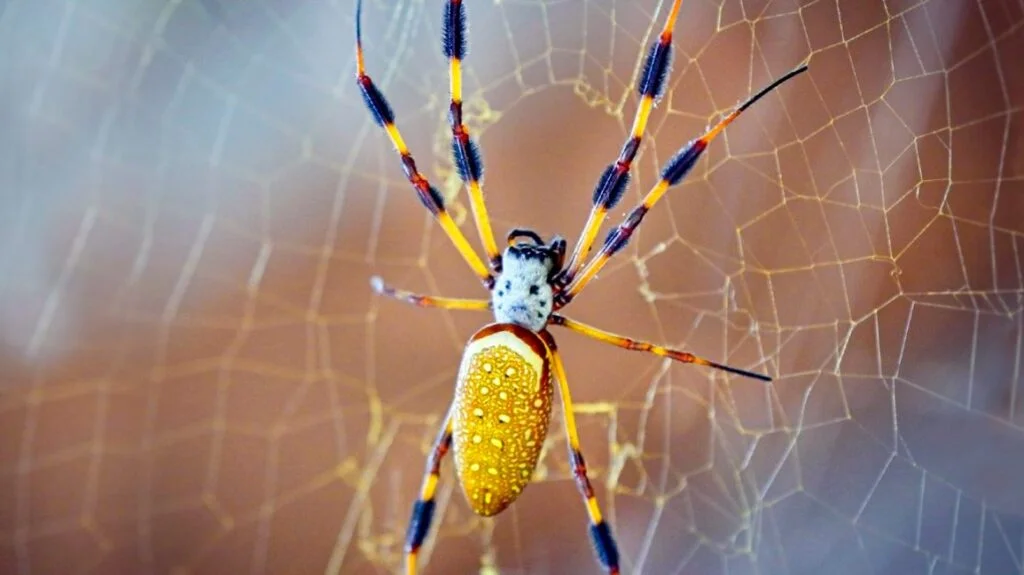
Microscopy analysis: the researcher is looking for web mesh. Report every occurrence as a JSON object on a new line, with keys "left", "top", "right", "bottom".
{"left": 2, "top": 0, "right": 1023, "bottom": 573}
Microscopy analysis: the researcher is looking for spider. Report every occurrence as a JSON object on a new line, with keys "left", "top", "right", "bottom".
{"left": 355, "top": 0, "right": 806, "bottom": 572}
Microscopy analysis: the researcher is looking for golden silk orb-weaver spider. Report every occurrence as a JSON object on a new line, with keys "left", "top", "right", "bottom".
{"left": 355, "top": 0, "right": 807, "bottom": 572}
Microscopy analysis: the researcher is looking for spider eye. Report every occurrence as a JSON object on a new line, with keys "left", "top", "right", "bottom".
{"left": 529, "top": 285, "right": 540, "bottom": 295}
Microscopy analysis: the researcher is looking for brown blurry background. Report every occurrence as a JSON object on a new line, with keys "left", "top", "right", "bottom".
{"left": 2, "top": 0, "right": 1023, "bottom": 573}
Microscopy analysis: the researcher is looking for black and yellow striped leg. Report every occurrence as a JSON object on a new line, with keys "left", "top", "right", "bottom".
{"left": 540, "top": 332, "right": 621, "bottom": 574}
{"left": 444, "top": 0, "right": 502, "bottom": 272}
{"left": 371, "top": 276, "right": 491, "bottom": 311}
{"left": 550, "top": 313, "right": 772, "bottom": 382}
{"left": 557, "top": 0, "right": 683, "bottom": 289}
{"left": 405, "top": 411, "right": 454, "bottom": 575}
{"left": 558, "top": 63, "right": 810, "bottom": 306}
{"left": 355, "top": 0, "right": 495, "bottom": 289}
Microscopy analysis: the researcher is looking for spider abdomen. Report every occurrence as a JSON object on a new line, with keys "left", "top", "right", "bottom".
{"left": 452, "top": 323, "right": 553, "bottom": 516}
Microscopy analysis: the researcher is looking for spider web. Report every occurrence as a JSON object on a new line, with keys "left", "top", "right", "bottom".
{"left": 2, "top": 0, "right": 1023, "bottom": 573}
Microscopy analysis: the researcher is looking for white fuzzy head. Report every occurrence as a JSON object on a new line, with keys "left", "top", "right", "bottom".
{"left": 492, "top": 244, "right": 555, "bottom": 332}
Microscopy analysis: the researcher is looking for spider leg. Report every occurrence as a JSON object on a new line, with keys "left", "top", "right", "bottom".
{"left": 355, "top": 0, "right": 494, "bottom": 289}
{"left": 557, "top": 63, "right": 809, "bottom": 307}
{"left": 557, "top": 0, "right": 683, "bottom": 288}
{"left": 550, "top": 314, "right": 771, "bottom": 382}
{"left": 445, "top": 0, "right": 501, "bottom": 272}
{"left": 539, "top": 331, "right": 621, "bottom": 575}
{"left": 405, "top": 409, "right": 454, "bottom": 575}
{"left": 371, "top": 276, "right": 491, "bottom": 311}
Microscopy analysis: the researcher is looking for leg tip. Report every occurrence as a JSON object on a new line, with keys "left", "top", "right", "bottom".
{"left": 369, "top": 275, "right": 385, "bottom": 293}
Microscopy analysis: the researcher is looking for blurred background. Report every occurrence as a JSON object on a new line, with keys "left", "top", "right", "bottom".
{"left": 1, "top": 0, "right": 1022, "bottom": 573}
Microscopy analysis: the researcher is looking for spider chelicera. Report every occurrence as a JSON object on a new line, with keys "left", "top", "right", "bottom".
{"left": 355, "top": 0, "right": 806, "bottom": 572}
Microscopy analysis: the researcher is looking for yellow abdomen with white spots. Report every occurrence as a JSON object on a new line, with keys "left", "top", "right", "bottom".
{"left": 452, "top": 323, "right": 553, "bottom": 517}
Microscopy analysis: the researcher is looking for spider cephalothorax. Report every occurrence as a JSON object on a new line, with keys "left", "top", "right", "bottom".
{"left": 355, "top": 0, "right": 803, "bottom": 571}
{"left": 492, "top": 229, "right": 566, "bottom": 331}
